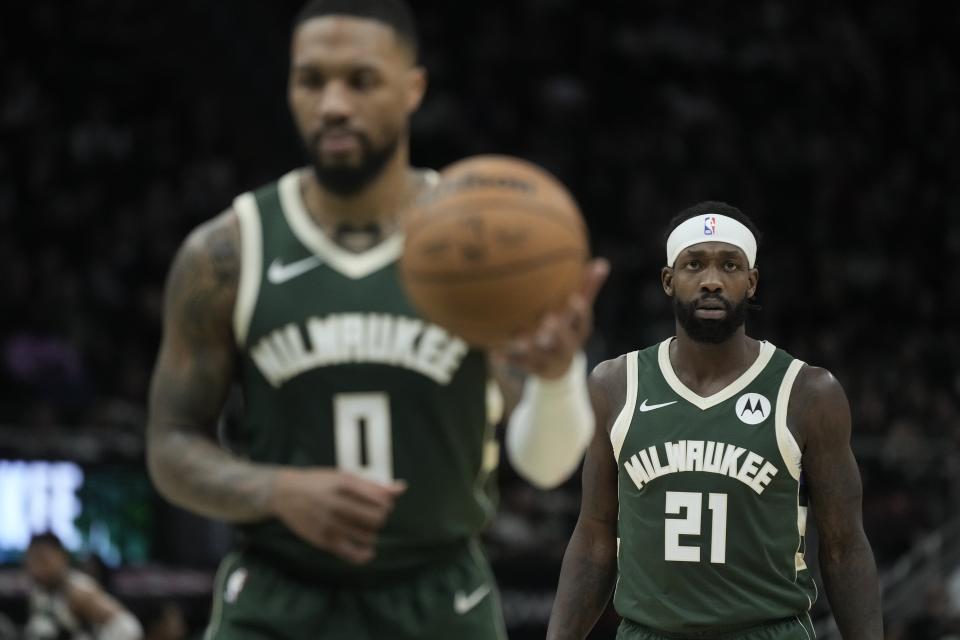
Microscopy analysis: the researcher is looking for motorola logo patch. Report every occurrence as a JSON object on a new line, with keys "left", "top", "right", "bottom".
{"left": 735, "top": 393, "right": 771, "bottom": 425}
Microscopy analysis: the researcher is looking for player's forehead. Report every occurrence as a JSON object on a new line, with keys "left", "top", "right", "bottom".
{"left": 291, "top": 15, "right": 406, "bottom": 71}
{"left": 676, "top": 241, "right": 749, "bottom": 262}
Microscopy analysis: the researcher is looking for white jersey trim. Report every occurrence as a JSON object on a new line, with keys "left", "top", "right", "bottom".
{"left": 658, "top": 339, "right": 776, "bottom": 411}
{"left": 610, "top": 351, "right": 639, "bottom": 462}
{"left": 278, "top": 170, "right": 404, "bottom": 280}
{"left": 233, "top": 193, "right": 262, "bottom": 347}
{"left": 775, "top": 359, "right": 806, "bottom": 481}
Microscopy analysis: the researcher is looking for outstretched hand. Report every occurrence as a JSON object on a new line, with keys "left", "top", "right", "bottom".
{"left": 495, "top": 258, "right": 609, "bottom": 379}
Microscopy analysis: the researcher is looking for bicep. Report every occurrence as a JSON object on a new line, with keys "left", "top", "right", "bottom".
{"left": 579, "top": 374, "right": 618, "bottom": 525}
{"left": 147, "top": 218, "right": 239, "bottom": 445}
{"left": 797, "top": 370, "right": 865, "bottom": 543}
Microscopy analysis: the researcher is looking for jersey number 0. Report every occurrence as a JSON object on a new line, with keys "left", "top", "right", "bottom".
{"left": 333, "top": 392, "right": 394, "bottom": 482}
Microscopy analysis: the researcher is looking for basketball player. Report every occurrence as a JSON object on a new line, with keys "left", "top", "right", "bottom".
{"left": 546, "top": 202, "right": 883, "bottom": 639}
{"left": 23, "top": 533, "right": 143, "bottom": 640}
{"left": 145, "top": 1, "right": 606, "bottom": 639}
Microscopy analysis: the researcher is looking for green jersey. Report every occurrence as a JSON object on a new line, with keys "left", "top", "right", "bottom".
{"left": 612, "top": 339, "right": 817, "bottom": 635}
{"left": 229, "top": 169, "right": 498, "bottom": 582}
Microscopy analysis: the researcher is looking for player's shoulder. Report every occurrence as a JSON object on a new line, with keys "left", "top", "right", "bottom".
{"left": 792, "top": 364, "right": 847, "bottom": 403}
{"left": 182, "top": 207, "right": 240, "bottom": 255}
{"left": 182, "top": 167, "right": 298, "bottom": 257}
{"left": 588, "top": 354, "right": 631, "bottom": 427}
{"left": 788, "top": 364, "right": 851, "bottom": 445}
{"left": 171, "top": 207, "right": 242, "bottom": 286}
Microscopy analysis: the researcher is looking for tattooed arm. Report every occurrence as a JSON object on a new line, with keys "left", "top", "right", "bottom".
{"left": 146, "top": 210, "right": 276, "bottom": 521}
{"left": 545, "top": 356, "right": 624, "bottom": 640}
{"left": 792, "top": 366, "right": 883, "bottom": 639}
{"left": 147, "top": 211, "right": 404, "bottom": 562}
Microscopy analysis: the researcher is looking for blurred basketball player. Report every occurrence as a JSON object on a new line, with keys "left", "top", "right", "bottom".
{"left": 146, "top": 1, "right": 607, "bottom": 638}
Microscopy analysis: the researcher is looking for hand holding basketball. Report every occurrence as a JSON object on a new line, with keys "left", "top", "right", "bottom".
{"left": 498, "top": 257, "right": 609, "bottom": 379}
{"left": 400, "top": 155, "right": 595, "bottom": 349}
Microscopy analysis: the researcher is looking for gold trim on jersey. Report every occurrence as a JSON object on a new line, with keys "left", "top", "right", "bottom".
{"left": 278, "top": 170, "right": 404, "bottom": 280}
{"left": 233, "top": 193, "right": 263, "bottom": 347}
{"left": 774, "top": 359, "right": 805, "bottom": 481}
{"left": 610, "top": 351, "right": 639, "bottom": 461}
{"left": 657, "top": 339, "right": 776, "bottom": 410}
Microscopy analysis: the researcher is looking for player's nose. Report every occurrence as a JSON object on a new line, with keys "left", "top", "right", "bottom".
{"left": 316, "top": 80, "right": 353, "bottom": 120}
{"left": 699, "top": 266, "right": 724, "bottom": 293}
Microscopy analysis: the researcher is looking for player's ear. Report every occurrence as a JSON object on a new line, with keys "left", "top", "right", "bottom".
{"left": 747, "top": 267, "right": 759, "bottom": 299}
{"left": 662, "top": 266, "right": 674, "bottom": 296}
{"left": 405, "top": 66, "right": 427, "bottom": 115}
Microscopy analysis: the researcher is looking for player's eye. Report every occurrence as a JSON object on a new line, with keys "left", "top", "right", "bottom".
{"left": 685, "top": 260, "right": 701, "bottom": 270}
{"left": 350, "top": 69, "right": 380, "bottom": 91}
{"left": 724, "top": 261, "right": 739, "bottom": 271}
{"left": 297, "top": 71, "right": 325, "bottom": 89}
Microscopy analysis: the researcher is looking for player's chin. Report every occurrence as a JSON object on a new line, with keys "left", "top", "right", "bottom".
{"left": 318, "top": 152, "right": 363, "bottom": 168}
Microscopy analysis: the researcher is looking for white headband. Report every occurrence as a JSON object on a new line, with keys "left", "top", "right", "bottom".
{"left": 666, "top": 213, "right": 757, "bottom": 268}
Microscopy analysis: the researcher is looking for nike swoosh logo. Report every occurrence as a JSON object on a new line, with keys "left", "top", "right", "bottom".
{"left": 454, "top": 584, "right": 491, "bottom": 615}
{"left": 638, "top": 399, "right": 677, "bottom": 412}
{"left": 267, "top": 256, "right": 323, "bottom": 284}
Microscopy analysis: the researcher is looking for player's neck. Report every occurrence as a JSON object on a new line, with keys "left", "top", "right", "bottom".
{"left": 300, "top": 146, "right": 419, "bottom": 233}
{"left": 669, "top": 328, "right": 760, "bottom": 395}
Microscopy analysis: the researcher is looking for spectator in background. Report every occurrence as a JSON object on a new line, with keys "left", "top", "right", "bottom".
{"left": 141, "top": 601, "right": 188, "bottom": 640}
{"left": 22, "top": 532, "right": 143, "bottom": 640}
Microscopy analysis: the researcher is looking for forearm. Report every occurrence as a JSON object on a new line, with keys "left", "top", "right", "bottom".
{"left": 546, "top": 520, "right": 618, "bottom": 640}
{"left": 506, "top": 352, "right": 594, "bottom": 489}
{"left": 147, "top": 427, "right": 277, "bottom": 522}
{"left": 820, "top": 536, "right": 883, "bottom": 639}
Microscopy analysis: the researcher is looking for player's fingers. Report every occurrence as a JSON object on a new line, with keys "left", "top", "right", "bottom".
{"left": 533, "top": 313, "right": 564, "bottom": 351}
{"left": 334, "top": 499, "right": 393, "bottom": 532}
{"left": 564, "top": 294, "right": 592, "bottom": 340}
{"left": 579, "top": 257, "right": 610, "bottom": 304}
{"left": 329, "top": 517, "right": 380, "bottom": 548}
{"left": 340, "top": 474, "right": 404, "bottom": 510}
{"left": 330, "top": 535, "right": 376, "bottom": 565}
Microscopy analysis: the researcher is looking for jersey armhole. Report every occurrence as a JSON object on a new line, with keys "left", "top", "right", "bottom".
{"left": 232, "top": 192, "right": 262, "bottom": 347}
{"left": 610, "top": 351, "right": 639, "bottom": 462}
{"left": 775, "top": 359, "right": 806, "bottom": 481}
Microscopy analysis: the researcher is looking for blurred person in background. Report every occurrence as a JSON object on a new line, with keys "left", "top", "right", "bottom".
{"left": 22, "top": 533, "right": 143, "bottom": 640}
{"left": 546, "top": 203, "right": 883, "bottom": 639}
{"left": 145, "top": 0, "right": 605, "bottom": 638}
{"left": 141, "top": 601, "right": 188, "bottom": 640}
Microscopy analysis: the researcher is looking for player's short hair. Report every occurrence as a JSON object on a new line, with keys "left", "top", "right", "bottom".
{"left": 293, "top": 0, "right": 419, "bottom": 58}
{"left": 664, "top": 201, "right": 762, "bottom": 252}
{"left": 28, "top": 532, "right": 66, "bottom": 553}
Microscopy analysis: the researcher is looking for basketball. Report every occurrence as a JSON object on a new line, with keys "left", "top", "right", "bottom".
{"left": 400, "top": 155, "right": 589, "bottom": 348}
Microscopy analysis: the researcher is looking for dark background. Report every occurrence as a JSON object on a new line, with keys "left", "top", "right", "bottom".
{"left": 1, "top": 1, "right": 958, "bottom": 638}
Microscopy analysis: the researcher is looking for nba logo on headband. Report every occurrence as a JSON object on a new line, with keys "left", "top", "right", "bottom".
{"left": 703, "top": 215, "right": 717, "bottom": 236}
{"left": 667, "top": 212, "right": 758, "bottom": 268}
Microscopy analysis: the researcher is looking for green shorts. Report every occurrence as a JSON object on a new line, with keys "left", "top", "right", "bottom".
{"left": 203, "top": 540, "right": 507, "bottom": 640}
{"left": 617, "top": 615, "right": 816, "bottom": 640}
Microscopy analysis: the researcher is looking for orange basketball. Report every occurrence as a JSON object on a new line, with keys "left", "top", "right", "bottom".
{"left": 400, "top": 155, "right": 589, "bottom": 348}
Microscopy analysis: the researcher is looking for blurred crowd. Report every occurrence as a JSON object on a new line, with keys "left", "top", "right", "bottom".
{"left": 2, "top": 0, "right": 958, "bottom": 637}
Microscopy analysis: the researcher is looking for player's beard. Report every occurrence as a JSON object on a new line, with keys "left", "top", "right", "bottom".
{"left": 674, "top": 293, "right": 748, "bottom": 344}
{"left": 306, "top": 128, "right": 401, "bottom": 197}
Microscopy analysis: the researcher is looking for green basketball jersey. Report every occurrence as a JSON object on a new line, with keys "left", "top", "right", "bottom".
{"left": 229, "top": 169, "right": 498, "bottom": 582}
{"left": 612, "top": 339, "right": 817, "bottom": 635}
